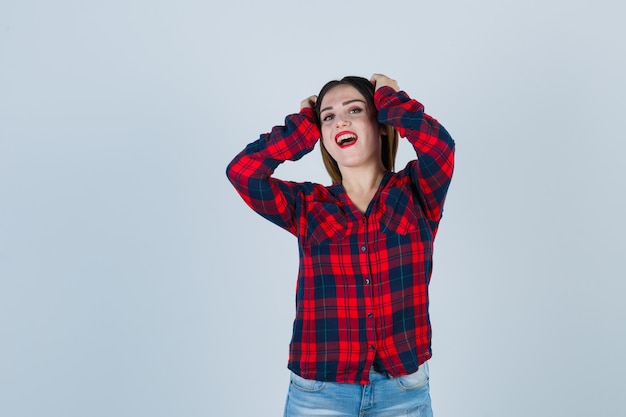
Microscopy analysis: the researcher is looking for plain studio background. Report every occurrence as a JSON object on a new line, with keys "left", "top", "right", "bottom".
{"left": 1, "top": 1, "right": 624, "bottom": 416}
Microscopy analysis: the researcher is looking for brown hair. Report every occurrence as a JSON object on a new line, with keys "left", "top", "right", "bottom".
{"left": 314, "top": 76, "right": 399, "bottom": 183}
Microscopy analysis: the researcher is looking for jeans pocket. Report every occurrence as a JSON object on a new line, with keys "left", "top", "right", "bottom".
{"left": 290, "top": 372, "right": 327, "bottom": 393}
{"left": 395, "top": 362, "right": 430, "bottom": 390}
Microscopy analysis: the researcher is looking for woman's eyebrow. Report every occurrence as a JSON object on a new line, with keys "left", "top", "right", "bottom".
{"left": 320, "top": 99, "right": 366, "bottom": 114}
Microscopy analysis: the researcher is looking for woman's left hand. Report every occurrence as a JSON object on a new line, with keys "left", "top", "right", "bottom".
{"left": 370, "top": 74, "right": 399, "bottom": 92}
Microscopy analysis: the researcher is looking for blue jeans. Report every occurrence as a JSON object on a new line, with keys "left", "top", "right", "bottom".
{"left": 283, "top": 362, "right": 432, "bottom": 417}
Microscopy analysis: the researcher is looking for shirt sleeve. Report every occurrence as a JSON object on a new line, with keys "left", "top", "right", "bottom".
{"left": 226, "top": 107, "right": 320, "bottom": 235}
{"left": 375, "top": 86, "right": 455, "bottom": 225}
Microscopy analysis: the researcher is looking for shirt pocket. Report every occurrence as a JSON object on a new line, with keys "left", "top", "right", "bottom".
{"left": 379, "top": 188, "right": 420, "bottom": 236}
{"left": 306, "top": 202, "right": 347, "bottom": 245}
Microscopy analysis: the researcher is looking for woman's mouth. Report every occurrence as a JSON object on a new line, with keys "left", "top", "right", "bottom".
{"left": 335, "top": 131, "right": 358, "bottom": 148}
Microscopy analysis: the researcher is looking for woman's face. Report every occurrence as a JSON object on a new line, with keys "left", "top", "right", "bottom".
{"left": 318, "top": 85, "right": 384, "bottom": 172}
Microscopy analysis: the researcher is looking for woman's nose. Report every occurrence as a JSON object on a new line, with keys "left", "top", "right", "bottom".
{"left": 336, "top": 118, "right": 350, "bottom": 128}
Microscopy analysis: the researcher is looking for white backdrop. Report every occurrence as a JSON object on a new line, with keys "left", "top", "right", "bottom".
{"left": 1, "top": 1, "right": 625, "bottom": 416}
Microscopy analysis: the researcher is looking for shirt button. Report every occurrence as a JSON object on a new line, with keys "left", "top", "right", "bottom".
{"left": 365, "top": 279, "right": 370, "bottom": 284}
{"left": 370, "top": 345, "right": 376, "bottom": 350}
{"left": 361, "top": 246, "right": 367, "bottom": 252}
{"left": 368, "top": 313, "right": 374, "bottom": 319}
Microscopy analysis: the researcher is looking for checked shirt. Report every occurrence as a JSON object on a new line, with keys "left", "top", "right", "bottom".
{"left": 227, "top": 86, "right": 455, "bottom": 384}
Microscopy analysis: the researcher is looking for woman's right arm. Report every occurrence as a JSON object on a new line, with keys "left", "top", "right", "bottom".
{"left": 225, "top": 106, "right": 320, "bottom": 235}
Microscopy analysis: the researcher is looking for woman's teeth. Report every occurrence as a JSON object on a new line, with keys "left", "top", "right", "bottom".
{"left": 336, "top": 133, "right": 357, "bottom": 145}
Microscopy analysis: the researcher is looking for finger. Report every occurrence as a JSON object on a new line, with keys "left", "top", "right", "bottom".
{"left": 300, "top": 95, "right": 318, "bottom": 110}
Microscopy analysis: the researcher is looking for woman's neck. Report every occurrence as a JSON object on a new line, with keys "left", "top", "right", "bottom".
{"left": 340, "top": 166, "right": 386, "bottom": 214}
{"left": 342, "top": 170, "right": 385, "bottom": 193}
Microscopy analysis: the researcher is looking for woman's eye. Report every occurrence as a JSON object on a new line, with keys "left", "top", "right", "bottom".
{"left": 322, "top": 114, "right": 334, "bottom": 122}
{"left": 349, "top": 108, "right": 362, "bottom": 114}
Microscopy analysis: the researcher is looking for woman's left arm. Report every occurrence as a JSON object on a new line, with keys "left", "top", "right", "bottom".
{"left": 374, "top": 80, "right": 455, "bottom": 224}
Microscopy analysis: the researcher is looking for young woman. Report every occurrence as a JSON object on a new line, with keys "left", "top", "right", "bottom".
{"left": 227, "top": 74, "right": 455, "bottom": 416}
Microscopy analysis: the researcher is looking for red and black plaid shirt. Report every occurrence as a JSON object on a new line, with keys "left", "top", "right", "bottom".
{"left": 227, "top": 87, "right": 455, "bottom": 384}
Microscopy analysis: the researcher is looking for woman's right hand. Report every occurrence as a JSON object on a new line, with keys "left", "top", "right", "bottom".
{"left": 300, "top": 95, "right": 317, "bottom": 110}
